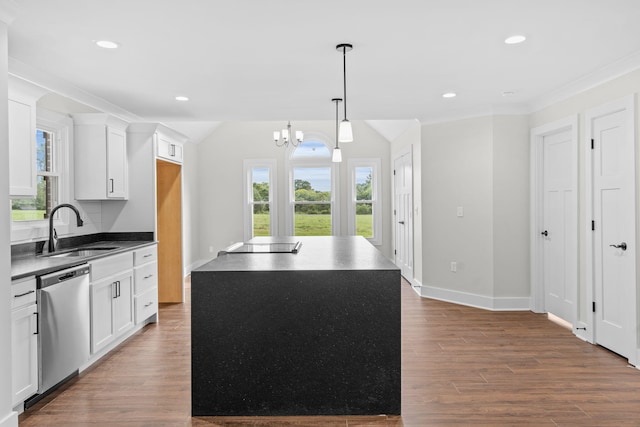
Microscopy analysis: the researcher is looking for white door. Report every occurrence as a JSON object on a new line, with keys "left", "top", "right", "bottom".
{"left": 541, "top": 129, "right": 577, "bottom": 324}
{"left": 590, "top": 98, "right": 637, "bottom": 361}
{"left": 393, "top": 149, "right": 413, "bottom": 279}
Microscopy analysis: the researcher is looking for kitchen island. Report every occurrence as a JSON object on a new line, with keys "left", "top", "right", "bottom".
{"left": 191, "top": 236, "right": 401, "bottom": 416}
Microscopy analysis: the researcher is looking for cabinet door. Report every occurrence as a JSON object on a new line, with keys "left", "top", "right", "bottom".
{"left": 157, "top": 134, "right": 183, "bottom": 164}
{"left": 8, "top": 99, "right": 36, "bottom": 197}
{"left": 113, "top": 273, "right": 134, "bottom": 336}
{"left": 90, "top": 278, "right": 116, "bottom": 354}
{"left": 11, "top": 303, "right": 38, "bottom": 405}
{"left": 107, "top": 126, "right": 128, "bottom": 199}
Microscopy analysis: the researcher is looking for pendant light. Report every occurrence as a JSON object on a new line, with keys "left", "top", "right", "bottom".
{"left": 336, "top": 43, "right": 353, "bottom": 143}
{"left": 332, "top": 98, "right": 343, "bottom": 163}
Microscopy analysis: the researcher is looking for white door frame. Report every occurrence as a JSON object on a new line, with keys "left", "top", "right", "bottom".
{"left": 392, "top": 146, "right": 414, "bottom": 280}
{"left": 585, "top": 94, "right": 637, "bottom": 364}
{"left": 530, "top": 115, "right": 578, "bottom": 318}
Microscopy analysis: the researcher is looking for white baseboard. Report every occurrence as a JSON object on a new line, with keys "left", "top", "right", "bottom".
{"left": 403, "top": 276, "right": 423, "bottom": 295}
{"left": 0, "top": 411, "right": 18, "bottom": 427}
{"left": 185, "top": 259, "right": 210, "bottom": 276}
{"left": 420, "top": 285, "right": 531, "bottom": 311}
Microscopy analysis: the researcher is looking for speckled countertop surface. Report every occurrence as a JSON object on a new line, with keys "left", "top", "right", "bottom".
{"left": 196, "top": 235, "right": 398, "bottom": 272}
{"left": 11, "top": 232, "right": 156, "bottom": 280}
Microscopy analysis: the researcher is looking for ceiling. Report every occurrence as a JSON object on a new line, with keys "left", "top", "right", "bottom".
{"left": 7, "top": 0, "right": 640, "bottom": 141}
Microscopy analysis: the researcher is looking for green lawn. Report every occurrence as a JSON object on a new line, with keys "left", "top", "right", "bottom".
{"left": 253, "top": 213, "right": 372, "bottom": 237}
{"left": 11, "top": 210, "right": 46, "bottom": 221}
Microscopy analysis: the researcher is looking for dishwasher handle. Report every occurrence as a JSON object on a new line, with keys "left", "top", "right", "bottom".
{"left": 39, "top": 264, "right": 90, "bottom": 289}
{"left": 57, "top": 272, "right": 77, "bottom": 282}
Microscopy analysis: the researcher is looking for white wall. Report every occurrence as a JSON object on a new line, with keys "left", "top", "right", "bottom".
{"left": 492, "top": 115, "right": 530, "bottom": 299}
{"left": 195, "top": 120, "right": 392, "bottom": 264}
{"left": 420, "top": 115, "right": 530, "bottom": 309}
{"left": 422, "top": 117, "right": 495, "bottom": 297}
{"left": 182, "top": 141, "right": 200, "bottom": 272}
{"left": 1, "top": 12, "right": 19, "bottom": 427}
{"left": 390, "top": 122, "right": 423, "bottom": 286}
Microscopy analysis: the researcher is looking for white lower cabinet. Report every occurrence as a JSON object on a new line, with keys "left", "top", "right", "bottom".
{"left": 11, "top": 277, "right": 38, "bottom": 406}
{"left": 90, "top": 253, "right": 134, "bottom": 354}
{"left": 133, "top": 244, "right": 158, "bottom": 324}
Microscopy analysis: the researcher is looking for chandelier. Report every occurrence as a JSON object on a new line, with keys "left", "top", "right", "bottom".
{"left": 273, "top": 121, "right": 303, "bottom": 147}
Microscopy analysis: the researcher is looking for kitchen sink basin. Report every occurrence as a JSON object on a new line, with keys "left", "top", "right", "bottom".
{"left": 44, "top": 247, "right": 119, "bottom": 258}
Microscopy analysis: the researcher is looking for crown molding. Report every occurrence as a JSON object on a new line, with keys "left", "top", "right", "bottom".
{"left": 8, "top": 57, "right": 144, "bottom": 123}
{"left": 529, "top": 48, "right": 640, "bottom": 113}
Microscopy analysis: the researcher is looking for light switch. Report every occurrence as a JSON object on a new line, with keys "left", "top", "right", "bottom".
{"left": 457, "top": 206, "right": 464, "bottom": 217}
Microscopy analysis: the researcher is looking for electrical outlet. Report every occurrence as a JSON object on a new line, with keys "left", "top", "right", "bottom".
{"left": 450, "top": 261, "right": 457, "bottom": 272}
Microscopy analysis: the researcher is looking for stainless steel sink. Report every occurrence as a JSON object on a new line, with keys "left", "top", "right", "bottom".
{"left": 44, "top": 247, "right": 119, "bottom": 258}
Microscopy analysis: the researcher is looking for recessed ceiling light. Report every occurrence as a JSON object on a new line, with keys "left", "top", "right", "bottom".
{"left": 442, "top": 92, "right": 457, "bottom": 99}
{"left": 502, "top": 91, "right": 516, "bottom": 97}
{"left": 504, "top": 35, "right": 526, "bottom": 45}
{"left": 95, "top": 40, "right": 120, "bottom": 49}
{"left": 175, "top": 96, "right": 189, "bottom": 101}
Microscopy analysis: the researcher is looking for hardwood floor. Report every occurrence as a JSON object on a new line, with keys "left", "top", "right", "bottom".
{"left": 18, "top": 278, "right": 640, "bottom": 426}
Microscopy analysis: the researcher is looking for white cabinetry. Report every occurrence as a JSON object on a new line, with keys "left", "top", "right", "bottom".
{"left": 11, "top": 276, "right": 38, "bottom": 406}
{"left": 133, "top": 244, "right": 158, "bottom": 324}
{"left": 74, "top": 114, "right": 129, "bottom": 200}
{"left": 90, "top": 252, "right": 134, "bottom": 354}
{"left": 156, "top": 132, "right": 183, "bottom": 164}
{"left": 8, "top": 78, "right": 47, "bottom": 198}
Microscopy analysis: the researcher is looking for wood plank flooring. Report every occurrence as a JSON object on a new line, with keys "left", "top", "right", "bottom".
{"left": 18, "top": 278, "right": 640, "bottom": 426}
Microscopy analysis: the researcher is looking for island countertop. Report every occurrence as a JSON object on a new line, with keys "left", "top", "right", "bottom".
{"left": 196, "top": 235, "right": 397, "bottom": 272}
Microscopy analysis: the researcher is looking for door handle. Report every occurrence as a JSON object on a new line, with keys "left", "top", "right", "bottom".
{"left": 609, "top": 242, "right": 627, "bottom": 251}
{"left": 541, "top": 230, "right": 548, "bottom": 236}
{"left": 398, "top": 221, "right": 405, "bottom": 225}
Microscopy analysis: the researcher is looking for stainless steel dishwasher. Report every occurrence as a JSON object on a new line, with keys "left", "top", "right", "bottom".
{"left": 37, "top": 264, "right": 91, "bottom": 393}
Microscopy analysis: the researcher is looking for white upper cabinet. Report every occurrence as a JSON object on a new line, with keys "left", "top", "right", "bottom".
{"left": 8, "top": 78, "right": 48, "bottom": 198}
{"left": 74, "top": 114, "right": 129, "bottom": 200}
{"left": 156, "top": 131, "right": 184, "bottom": 164}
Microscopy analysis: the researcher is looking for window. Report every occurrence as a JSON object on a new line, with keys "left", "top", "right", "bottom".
{"left": 348, "top": 158, "right": 381, "bottom": 245}
{"left": 287, "top": 138, "right": 339, "bottom": 236}
{"left": 11, "top": 128, "right": 59, "bottom": 222}
{"left": 243, "top": 159, "right": 277, "bottom": 240}
{"left": 293, "top": 166, "right": 332, "bottom": 236}
{"left": 11, "top": 109, "right": 72, "bottom": 243}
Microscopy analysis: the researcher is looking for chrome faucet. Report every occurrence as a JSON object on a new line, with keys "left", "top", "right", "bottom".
{"left": 48, "top": 203, "right": 84, "bottom": 253}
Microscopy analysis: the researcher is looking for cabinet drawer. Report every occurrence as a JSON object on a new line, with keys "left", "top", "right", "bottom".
{"left": 135, "top": 287, "right": 158, "bottom": 324}
{"left": 134, "top": 245, "right": 157, "bottom": 266}
{"left": 12, "top": 276, "right": 36, "bottom": 309}
{"left": 91, "top": 251, "right": 133, "bottom": 282}
{"left": 134, "top": 261, "right": 158, "bottom": 294}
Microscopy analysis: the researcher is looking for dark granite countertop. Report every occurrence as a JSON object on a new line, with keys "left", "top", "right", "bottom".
{"left": 196, "top": 236, "right": 398, "bottom": 272}
{"left": 11, "top": 232, "right": 156, "bottom": 280}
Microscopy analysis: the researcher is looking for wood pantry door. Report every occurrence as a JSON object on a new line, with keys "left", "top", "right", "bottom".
{"left": 589, "top": 97, "right": 637, "bottom": 362}
{"left": 156, "top": 159, "right": 183, "bottom": 303}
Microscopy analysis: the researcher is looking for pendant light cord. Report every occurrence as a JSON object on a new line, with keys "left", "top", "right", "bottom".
{"left": 342, "top": 46, "right": 347, "bottom": 121}
{"left": 335, "top": 98, "right": 340, "bottom": 147}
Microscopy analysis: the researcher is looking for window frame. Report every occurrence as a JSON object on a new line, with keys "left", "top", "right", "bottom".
{"left": 11, "top": 108, "right": 72, "bottom": 242}
{"left": 285, "top": 134, "right": 340, "bottom": 236}
{"left": 347, "top": 158, "right": 382, "bottom": 245}
{"left": 243, "top": 159, "right": 278, "bottom": 240}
